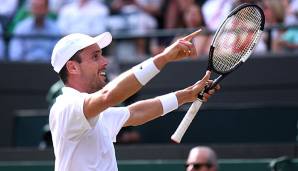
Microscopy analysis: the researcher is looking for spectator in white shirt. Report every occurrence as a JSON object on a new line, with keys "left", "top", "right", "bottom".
{"left": 57, "top": 0, "right": 109, "bottom": 35}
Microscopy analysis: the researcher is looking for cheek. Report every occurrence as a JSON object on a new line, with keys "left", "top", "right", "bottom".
{"left": 80, "top": 63, "right": 98, "bottom": 78}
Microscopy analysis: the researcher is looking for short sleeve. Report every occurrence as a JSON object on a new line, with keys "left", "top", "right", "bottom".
{"left": 100, "top": 107, "right": 130, "bottom": 142}
{"left": 54, "top": 94, "right": 98, "bottom": 141}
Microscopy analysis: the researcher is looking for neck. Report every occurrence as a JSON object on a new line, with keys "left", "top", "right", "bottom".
{"left": 66, "top": 77, "right": 93, "bottom": 93}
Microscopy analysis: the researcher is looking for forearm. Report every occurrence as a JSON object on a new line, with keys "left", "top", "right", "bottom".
{"left": 125, "top": 90, "right": 190, "bottom": 126}
{"left": 124, "top": 71, "right": 215, "bottom": 126}
{"left": 101, "top": 53, "right": 168, "bottom": 104}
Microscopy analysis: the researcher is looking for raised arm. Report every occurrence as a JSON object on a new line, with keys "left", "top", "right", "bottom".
{"left": 83, "top": 30, "right": 202, "bottom": 119}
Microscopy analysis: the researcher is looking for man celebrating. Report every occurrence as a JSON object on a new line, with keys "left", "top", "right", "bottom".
{"left": 50, "top": 30, "right": 219, "bottom": 171}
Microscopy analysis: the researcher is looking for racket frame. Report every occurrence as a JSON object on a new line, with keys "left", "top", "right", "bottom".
{"left": 171, "top": 3, "right": 265, "bottom": 143}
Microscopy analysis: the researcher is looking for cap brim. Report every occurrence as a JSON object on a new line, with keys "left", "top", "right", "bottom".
{"left": 94, "top": 32, "right": 112, "bottom": 49}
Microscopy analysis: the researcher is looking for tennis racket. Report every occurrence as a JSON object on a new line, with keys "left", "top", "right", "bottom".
{"left": 171, "top": 3, "right": 265, "bottom": 143}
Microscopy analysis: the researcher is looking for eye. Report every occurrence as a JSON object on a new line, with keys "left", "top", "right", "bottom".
{"left": 92, "top": 54, "right": 100, "bottom": 61}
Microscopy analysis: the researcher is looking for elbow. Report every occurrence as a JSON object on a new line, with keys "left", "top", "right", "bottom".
{"left": 126, "top": 108, "right": 151, "bottom": 127}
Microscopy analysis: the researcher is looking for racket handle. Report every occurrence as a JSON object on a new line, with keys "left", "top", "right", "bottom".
{"left": 171, "top": 99, "right": 203, "bottom": 143}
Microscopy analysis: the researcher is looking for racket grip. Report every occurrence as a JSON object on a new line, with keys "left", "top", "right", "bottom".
{"left": 171, "top": 99, "right": 203, "bottom": 143}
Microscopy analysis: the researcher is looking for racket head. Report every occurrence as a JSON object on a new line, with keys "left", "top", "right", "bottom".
{"left": 208, "top": 3, "right": 265, "bottom": 75}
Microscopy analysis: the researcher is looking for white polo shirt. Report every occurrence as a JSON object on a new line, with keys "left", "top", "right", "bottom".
{"left": 49, "top": 87, "right": 130, "bottom": 171}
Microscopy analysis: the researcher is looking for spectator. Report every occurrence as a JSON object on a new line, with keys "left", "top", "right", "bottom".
{"left": 110, "top": 0, "right": 161, "bottom": 32}
{"left": 8, "top": 0, "right": 60, "bottom": 62}
{"left": 164, "top": 0, "right": 198, "bottom": 29}
{"left": 109, "top": 0, "right": 162, "bottom": 62}
{"left": 185, "top": 146, "right": 218, "bottom": 171}
{"left": 152, "top": 2, "right": 208, "bottom": 59}
{"left": 262, "top": 0, "right": 287, "bottom": 52}
{"left": 57, "top": 0, "right": 109, "bottom": 35}
{"left": 202, "top": 0, "right": 233, "bottom": 31}
{"left": 285, "top": 0, "right": 298, "bottom": 25}
{"left": 6, "top": 0, "right": 58, "bottom": 35}
{"left": 279, "top": 28, "right": 298, "bottom": 52}
{"left": 279, "top": 3, "right": 298, "bottom": 52}
{"left": 183, "top": 4, "right": 209, "bottom": 59}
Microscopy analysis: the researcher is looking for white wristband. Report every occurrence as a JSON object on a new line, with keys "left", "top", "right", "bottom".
{"left": 158, "top": 92, "right": 179, "bottom": 116}
{"left": 133, "top": 58, "right": 160, "bottom": 85}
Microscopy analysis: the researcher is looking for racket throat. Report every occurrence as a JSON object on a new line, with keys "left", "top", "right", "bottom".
{"left": 211, "top": 74, "right": 225, "bottom": 88}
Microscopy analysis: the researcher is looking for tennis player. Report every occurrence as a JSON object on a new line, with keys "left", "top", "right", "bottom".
{"left": 49, "top": 31, "right": 219, "bottom": 171}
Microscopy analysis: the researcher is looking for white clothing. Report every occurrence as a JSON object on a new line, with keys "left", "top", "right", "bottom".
{"left": 57, "top": 0, "right": 109, "bottom": 35}
{"left": 202, "top": 0, "right": 233, "bottom": 31}
{"left": 0, "top": 0, "right": 18, "bottom": 17}
{"left": 50, "top": 87, "right": 130, "bottom": 171}
{"left": 0, "top": 25, "right": 4, "bottom": 60}
{"left": 285, "top": 0, "right": 298, "bottom": 25}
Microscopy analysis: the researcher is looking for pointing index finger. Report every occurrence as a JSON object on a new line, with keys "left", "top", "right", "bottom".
{"left": 182, "top": 29, "right": 202, "bottom": 41}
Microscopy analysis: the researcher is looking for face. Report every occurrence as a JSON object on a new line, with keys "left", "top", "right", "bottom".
{"left": 31, "top": 0, "right": 48, "bottom": 18}
{"left": 75, "top": 44, "right": 108, "bottom": 93}
{"left": 177, "top": 0, "right": 194, "bottom": 11}
{"left": 186, "top": 149, "right": 217, "bottom": 171}
{"left": 184, "top": 5, "right": 203, "bottom": 28}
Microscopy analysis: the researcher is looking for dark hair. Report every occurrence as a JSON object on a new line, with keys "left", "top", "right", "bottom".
{"left": 58, "top": 49, "right": 83, "bottom": 83}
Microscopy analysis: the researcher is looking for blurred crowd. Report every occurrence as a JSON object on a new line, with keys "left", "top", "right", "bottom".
{"left": 0, "top": 0, "right": 297, "bottom": 63}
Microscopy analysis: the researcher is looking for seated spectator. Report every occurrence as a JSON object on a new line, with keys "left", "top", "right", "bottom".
{"left": 57, "top": 0, "right": 109, "bottom": 35}
{"left": 285, "top": 0, "right": 298, "bottom": 25}
{"left": 164, "top": 0, "right": 198, "bottom": 29}
{"left": 185, "top": 146, "right": 218, "bottom": 171}
{"left": 110, "top": 0, "right": 161, "bottom": 33}
{"left": 6, "top": 0, "right": 57, "bottom": 35}
{"left": 183, "top": 4, "right": 209, "bottom": 59}
{"left": 279, "top": 5, "right": 298, "bottom": 52}
{"left": 0, "top": 23, "right": 4, "bottom": 61}
{"left": 202, "top": 0, "right": 233, "bottom": 31}
{"left": 152, "top": 2, "right": 208, "bottom": 59}
{"left": 262, "top": 0, "right": 287, "bottom": 53}
{"left": 109, "top": 0, "right": 162, "bottom": 62}
{"left": 9, "top": 0, "right": 60, "bottom": 62}
{"left": 279, "top": 28, "right": 298, "bottom": 52}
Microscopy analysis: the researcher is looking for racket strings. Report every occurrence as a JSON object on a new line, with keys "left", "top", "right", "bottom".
{"left": 212, "top": 6, "right": 262, "bottom": 73}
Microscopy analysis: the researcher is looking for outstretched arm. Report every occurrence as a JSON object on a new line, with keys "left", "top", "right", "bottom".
{"left": 83, "top": 30, "right": 202, "bottom": 119}
{"left": 124, "top": 71, "right": 220, "bottom": 126}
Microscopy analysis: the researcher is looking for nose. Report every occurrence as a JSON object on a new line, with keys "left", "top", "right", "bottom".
{"left": 100, "top": 56, "right": 109, "bottom": 67}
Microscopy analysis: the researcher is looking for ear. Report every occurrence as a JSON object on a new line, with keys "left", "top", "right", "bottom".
{"left": 66, "top": 61, "right": 80, "bottom": 75}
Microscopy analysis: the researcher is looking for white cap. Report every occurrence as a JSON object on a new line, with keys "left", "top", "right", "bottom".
{"left": 51, "top": 32, "right": 112, "bottom": 73}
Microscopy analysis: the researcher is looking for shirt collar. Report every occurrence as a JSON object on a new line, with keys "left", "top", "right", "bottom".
{"left": 62, "top": 86, "right": 82, "bottom": 95}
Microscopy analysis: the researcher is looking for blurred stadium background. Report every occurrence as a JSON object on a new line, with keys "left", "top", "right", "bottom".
{"left": 0, "top": 0, "right": 298, "bottom": 170}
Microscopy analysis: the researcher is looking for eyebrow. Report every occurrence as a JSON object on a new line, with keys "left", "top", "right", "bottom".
{"left": 91, "top": 50, "right": 101, "bottom": 55}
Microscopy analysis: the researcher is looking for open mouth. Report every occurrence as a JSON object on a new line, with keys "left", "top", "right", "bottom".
{"left": 100, "top": 71, "right": 106, "bottom": 77}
